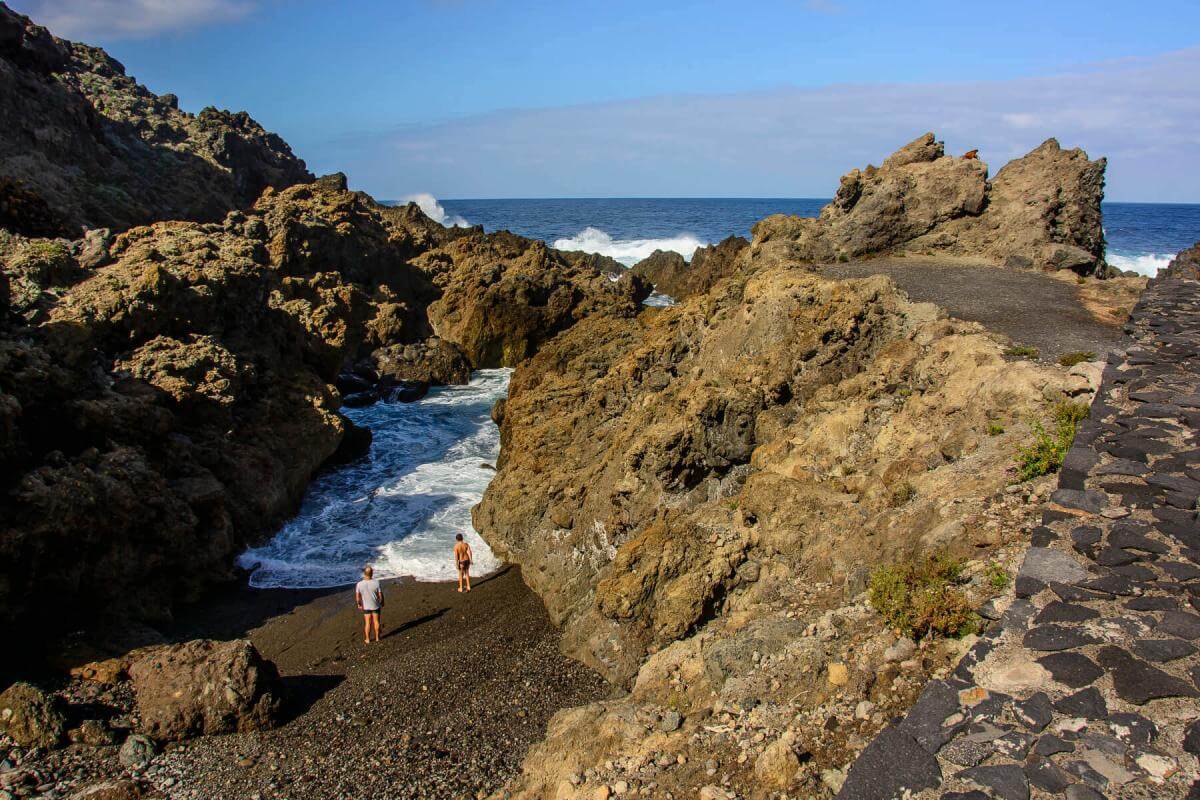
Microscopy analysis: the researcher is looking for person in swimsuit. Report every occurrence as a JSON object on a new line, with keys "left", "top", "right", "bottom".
{"left": 355, "top": 565, "right": 383, "bottom": 644}
{"left": 454, "top": 534, "right": 473, "bottom": 593}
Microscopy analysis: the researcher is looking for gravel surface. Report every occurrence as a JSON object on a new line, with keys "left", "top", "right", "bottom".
{"left": 3, "top": 567, "right": 610, "bottom": 800}
{"left": 820, "top": 259, "right": 1128, "bottom": 362}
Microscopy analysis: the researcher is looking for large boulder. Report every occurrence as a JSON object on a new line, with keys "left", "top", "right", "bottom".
{"left": 127, "top": 639, "right": 283, "bottom": 741}
{"left": 750, "top": 133, "right": 1106, "bottom": 274}
{"left": 0, "top": 681, "right": 66, "bottom": 748}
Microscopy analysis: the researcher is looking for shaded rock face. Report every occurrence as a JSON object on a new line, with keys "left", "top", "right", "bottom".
{"left": 477, "top": 266, "right": 1077, "bottom": 685}
{"left": 0, "top": 176, "right": 644, "bottom": 642}
{"left": 630, "top": 236, "right": 749, "bottom": 301}
{"left": 751, "top": 133, "right": 1107, "bottom": 274}
{"left": 0, "top": 5, "right": 312, "bottom": 236}
{"left": 127, "top": 639, "right": 282, "bottom": 741}
{"left": 413, "top": 230, "right": 649, "bottom": 367}
{"left": 1163, "top": 241, "right": 1200, "bottom": 280}
{"left": 0, "top": 681, "right": 66, "bottom": 748}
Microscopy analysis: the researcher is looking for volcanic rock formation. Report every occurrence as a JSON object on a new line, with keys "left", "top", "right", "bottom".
{"left": 0, "top": 5, "right": 312, "bottom": 235}
{"left": 751, "top": 133, "right": 1107, "bottom": 274}
{"left": 0, "top": 175, "right": 645, "bottom": 644}
{"left": 631, "top": 236, "right": 749, "bottom": 301}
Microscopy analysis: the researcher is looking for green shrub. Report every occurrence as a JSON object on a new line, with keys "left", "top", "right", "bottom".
{"left": 888, "top": 481, "right": 917, "bottom": 507}
{"left": 987, "top": 422, "right": 1005, "bottom": 436}
{"left": 1057, "top": 351, "right": 1096, "bottom": 368}
{"left": 868, "top": 553, "right": 979, "bottom": 639}
{"left": 984, "top": 561, "right": 1009, "bottom": 590}
{"left": 1004, "top": 345, "right": 1039, "bottom": 359}
{"left": 1015, "top": 401, "right": 1090, "bottom": 482}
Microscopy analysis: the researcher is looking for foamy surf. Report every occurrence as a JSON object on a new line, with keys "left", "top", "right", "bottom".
{"left": 1107, "top": 251, "right": 1174, "bottom": 277}
{"left": 238, "top": 369, "right": 509, "bottom": 588}
{"left": 403, "top": 192, "right": 471, "bottom": 228}
{"left": 553, "top": 226, "right": 706, "bottom": 266}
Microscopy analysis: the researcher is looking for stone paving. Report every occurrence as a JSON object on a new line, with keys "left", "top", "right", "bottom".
{"left": 836, "top": 275, "right": 1200, "bottom": 800}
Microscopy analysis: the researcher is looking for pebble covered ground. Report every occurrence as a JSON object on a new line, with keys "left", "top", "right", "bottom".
{"left": 836, "top": 275, "right": 1200, "bottom": 799}
{"left": 1, "top": 567, "right": 610, "bottom": 800}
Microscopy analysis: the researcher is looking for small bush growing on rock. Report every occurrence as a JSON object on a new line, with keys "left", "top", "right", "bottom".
{"left": 1004, "top": 344, "right": 1039, "bottom": 359}
{"left": 984, "top": 561, "right": 1009, "bottom": 589}
{"left": 1015, "top": 401, "right": 1090, "bottom": 482}
{"left": 867, "top": 554, "right": 978, "bottom": 639}
{"left": 1057, "top": 350, "right": 1096, "bottom": 367}
{"left": 987, "top": 422, "right": 1005, "bottom": 436}
{"left": 888, "top": 481, "right": 917, "bottom": 507}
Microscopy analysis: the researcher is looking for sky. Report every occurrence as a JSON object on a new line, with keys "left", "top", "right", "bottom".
{"left": 9, "top": 0, "right": 1200, "bottom": 202}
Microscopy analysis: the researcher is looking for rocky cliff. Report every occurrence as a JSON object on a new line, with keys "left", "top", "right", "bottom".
{"left": 1164, "top": 241, "right": 1200, "bottom": 280}
{"left": 0, "top": 174, "right": 645, "bottom": 644}
{"left": 751, "top": 133, "right": 1107, "bottom": 274}
{"left": 481, "top": 260, "right": 1101, "bottom": 798}
{"left": 631, "top": 236, "right": 749, "bottom": 301}
{"left": 0, "top": 4, "right": 312, "bottom": 236}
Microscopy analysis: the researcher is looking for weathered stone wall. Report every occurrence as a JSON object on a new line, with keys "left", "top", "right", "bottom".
{"left": 837, "top": 275, "right": 1200, "bottom": 799}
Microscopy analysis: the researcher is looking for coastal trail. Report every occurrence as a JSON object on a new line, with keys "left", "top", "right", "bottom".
{"left": 821, "top": 258, "right": 1132, "bottom": 363}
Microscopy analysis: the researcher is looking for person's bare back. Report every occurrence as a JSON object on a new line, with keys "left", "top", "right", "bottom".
{"left": 453, "top": 534, "right": 473, "bottom": 592}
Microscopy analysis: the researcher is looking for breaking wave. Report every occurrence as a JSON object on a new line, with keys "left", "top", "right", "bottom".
{"left": 552, "top": 226, "right": 706, "bottom": 267}
{"left": 237, "top": 370, "right": 509, "bottom": 588}
{"left": 1107, "top": 251, "right": 1174, "bottom": 277}
{"left": 403, "top": 193, "right": 470, "bottom": 228}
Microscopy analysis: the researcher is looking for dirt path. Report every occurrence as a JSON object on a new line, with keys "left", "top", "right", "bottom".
{"left": 821, "top": 258, "right": 1130, "bottom": 362}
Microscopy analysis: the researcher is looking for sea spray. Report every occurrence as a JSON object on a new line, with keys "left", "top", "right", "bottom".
{"left": 553, "top": 226, "right": 706, "bottom": 266}
{"left": 238, "top": 369, "right": 509, "bottom": 587}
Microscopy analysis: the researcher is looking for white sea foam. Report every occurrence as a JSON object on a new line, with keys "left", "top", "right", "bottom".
{"left": 1107, "top": 251, "right": 1174, "bottom": 277}
{"left": 552, "top": 226, "right": 706, "bottom": 266}
{"left": 402, "top": 192, "right": 470, "bottom": 228}
{"left": 237, "top": 369, "right": 509, "bottom": 588}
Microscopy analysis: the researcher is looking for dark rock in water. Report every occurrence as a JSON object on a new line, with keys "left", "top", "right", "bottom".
{"left": 341, "top": 389, "right": 381, "bottom": 408}
{"left": 128, "top": 639, "right": 283, "bottom": 741}
{"left": 335, "top": 370, "right": 375, "bottom": 396}
{"left": 325, "top": 416, "right": 372, "bottom": 466}
{"left": 382, "top": 380, "right": 430, "bottom": 403}
{"left": 0, "top": 681, "right": 65, "bottom": 748}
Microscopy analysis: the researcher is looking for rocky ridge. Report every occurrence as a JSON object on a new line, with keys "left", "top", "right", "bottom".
{"left": 750, "top": 134, "right": 1107, "bottom": 275}
{"left": 631, "top": 236, "right": 749, "bottom": 301}
{"left": 0, "top": 173, "right": 646, "bottom": 649}
{"left": 0, "top": 4, "right": 312, "bottom": 236}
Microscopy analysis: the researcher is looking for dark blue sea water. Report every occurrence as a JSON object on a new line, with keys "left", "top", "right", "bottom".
{"left": 404, "top": 196, "right": 1199, "bottom": 276}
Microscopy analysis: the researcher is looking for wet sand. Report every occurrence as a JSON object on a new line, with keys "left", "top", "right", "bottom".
{"left": 149, "top": 566, "right": 611, "bottom": 799}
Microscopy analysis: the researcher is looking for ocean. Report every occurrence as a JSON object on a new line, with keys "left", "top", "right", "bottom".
{"left": 240, "top": 196, "right": 1198, "bottom": 589}
{"left": 413, "top": 195, "right": 1200, "bottom": 274}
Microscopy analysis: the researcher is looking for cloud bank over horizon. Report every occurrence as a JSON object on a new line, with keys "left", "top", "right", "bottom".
{"left": 319, "top": 48, "right": 1200, "bottom": 203}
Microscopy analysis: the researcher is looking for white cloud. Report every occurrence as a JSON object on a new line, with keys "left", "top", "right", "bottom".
{"left": 10, "top": 0, "right": 258, "bottom": 40}
{"left": 314, "top": 48, "right": 1200, "bottom": 202}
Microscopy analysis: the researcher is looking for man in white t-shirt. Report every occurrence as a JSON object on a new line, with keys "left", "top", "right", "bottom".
{"left": 355, "top": 566, "right": 383, "bottom": 644}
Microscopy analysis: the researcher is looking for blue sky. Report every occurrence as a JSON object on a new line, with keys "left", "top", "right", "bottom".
{"left": 11, "top": 0, "right": 1200, "bottom": 201}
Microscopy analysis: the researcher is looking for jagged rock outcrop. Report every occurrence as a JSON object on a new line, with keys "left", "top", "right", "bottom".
{"left": 630, "top": 236, "right": 750, "bottom": 301}
{"left": 0, "top": 5, "right": 312, "bottom": 236}
{"left": 413, "top": 230, "right": 649, "bottom": 367}
{"left": 480, "top": 261, "right": 1104, "bottom": 797}
{"left": 751, "top": 133, "right": 1107, "bottom": 274}
{"left": 1163, "top": 241, "right": 1200, "bottom": 280}
{"left": 477, "top": 267, "right": 1086, "bottom": 686}
{"left": 127, "top": 639, "right": 282, "bottom": 741}
{"left": 0, "top": 175, "right": 645, "bottom": 642}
